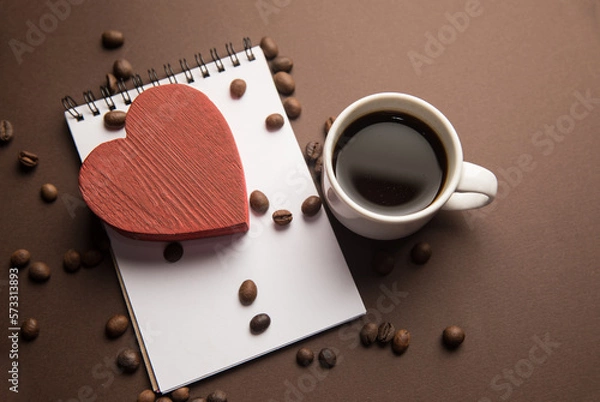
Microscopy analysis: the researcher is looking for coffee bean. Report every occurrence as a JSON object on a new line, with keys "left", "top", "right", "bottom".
{"left": 18, "top": 150, "right": 38, "bottom": 168}
{"left": 442, "top": 325, "right": 465, "bottom": 349}
{"left": 301, "top": 195, "right": 322, "bottom": 217}
{"left": 265, "top": 113, "right": 284, "bottom": 131}
{"left": 10, "top": 249, "right": 30, "bottom": 268}
{"left": 171, "top": 387, "right": 190, "bottom": 402}
{"left": 105, "top": 314, "right": 129, "bottom": 338}
{"left": 63, "top": 249, "right": 81, "bottom": 273}
{"left": 230, "top": 78, "right": 247, "bottom": 99}
{"left": 113, "top": 58, "right": 133, "bottom": 80}
{"left": 117, "top": 348, "right": 141, "bottom": 373}
{"left": 82, "top": 249, "right": 104, "bottom": 267}
{"left": 260, "top": 36, "right": 278, "bottom": 60}
{"left": 272, "top": 209, "right": 293, "bottom": 226}
{"left": 137, "top": 389, "right": 156, "bottom": 402}
{"left": 207, "top": 390, "right": 227, "bottom": 402}
{"left": 238, "top": 279, "right": 258, "bottom": 306}
{"left": 273, "top": 72, "right": 295, "bottom": 95}
{"left": 304, "top": 141, "right": 323, "bottom": 163}
{"left": 190, "top": 398, "right": 207, "bottom": 402}
{"left": 250, "top": 313, "right": 271, "bottom": 334}
{"left": 164, "top": 242, "right": 184, "bottom": 263}
{"left": 318, "top": 348, "right": 337, "bottom": 368}
{"left": 282, "top": 97, "right": 302, "bottom": 120}
{"left": 392, "top": 329, "right": 411, "bottom": 354}
{"left": 156, "top": 398, "right": 173, "bottom": 402}
{"left": 0, "top": 119, "right": 14, "bottom": 143}
{"left": 270, "top": 55, "right": 293, "bottom": 73}
{"left": 104, "top": 110, "right": 127, "bottom": 130}
{"left": 296, "top": 347, "right": 314, "bottom": 366}
{"left": 377, "top": 322, "right": 395, "bottom": 344}
{"left": 40, "top": 183, "right": 58, "bottom": 202}
{"left": 249, "top": 190, "right": 269, "bottom": 214}
{"left": 106, "top": 73, "right": 118, "bottom": 94}
{"left": 28, "top": 261, "right": 51, "bottom": 282}
{"left": 372, "top": 250, "right": 395, "bottom": 276}
{"left": 102, "top": 30, "right": 124, "bottom": 49}
{"left": 21, "top": 318, "right": 40, "bottom": 341}
{"left": 411, "top": 242, "right": 432, "bottom": 265}
{"left": 359, "top": 322, "right": 378, "bottom": 346}
{"left": 324, "top": 116, "right": 335, "bottom": 136}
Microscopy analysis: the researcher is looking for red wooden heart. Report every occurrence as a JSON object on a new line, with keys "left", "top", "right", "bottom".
{"left": 79, "top": 84, "right": 249, "bottom": 241}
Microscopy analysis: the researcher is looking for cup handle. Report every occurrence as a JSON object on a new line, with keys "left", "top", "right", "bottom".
{"left": 442, "top": 162, "right": 498, "bottom": 211}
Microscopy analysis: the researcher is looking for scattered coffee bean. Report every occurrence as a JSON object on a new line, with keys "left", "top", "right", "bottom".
{"left": 113, "top": 58, "right": 133, "bottom": 80}
{"left": 377, "top": 322, "right": 395, "bottom": 344}
{"left": 82, "top": 249, "right": 104, "bottom": 267}
{"left": 305, "top": 141, "right": 323, "bottom": 163}
{"left": 411, "top": 241, "right": 432, "bottom": 265}
{"left": 270, "top": 55, "right": 293, "bottom": 73}
{"left": 18, "top": 150, "right": 38, "bottom": 169}
{"left": 272, "top": 209, "right": 293, "bottom": 226}
{"left": 105, "top": 314, "right": 129, "bottom": 338}
{"left": 273, "top": 71, "right": 295, "bottom": 95}
{"left": 28, "top": 261, "right": 51, "bottom": 282}
{"left": 20, "top": 318, "right": 40, "bottom": 341}
{"left": 156, "top": 397, "right": 173, "bottom": 402}
{"left": 230, "top": 78, "right": 247, "bottom": 99}
{"left": 106, "top": 73, "right": 118, "bottom": 94}
{"left": 164, "top": 242, "right": 184, "bottom": 263}
{"left": 0, "top": 119, "right": 14, "bottom": 143}
{"left": 301, "top": 195, "right": 322, "bottom": 217}
{"left": 238, "top": 279, "right": 258, "bottom": 306}
{"left": 313, "top": 156, "right": 323, "bottom": 177}
{"left": 137, "top": 389, "right": 156, "bottom": 402}
{"left": 260, "top": 36, "right": 278, "bottom": 60}
{"left": 250, "top": 313, "right": 271, "bottom": 334}
{"left": 318, "top": 348, "right": 337, "bottom": 368}
{"left": 104, "top": 110, "right": 127, "bottom": 130}
{"left": 63, "top": 249, "right": 81, "bottom": 272}
{"left": 171, "top": 387, "right": 190, "bottom": 402}
{"left": 392, "top": 329, "right": 411, "bottom": 354}
{"left": 442, "top": 325, "right": 465, "bottom": 349}
{"left": 372, "top": 250, "right": 395, "bottom": 276}
{"left": 324, "top": 116, "right": 335, "bottom": 136}
{"left": 265, "top": 113, "right": 284, "bottom": 131}
{"left": 10, "top": 249, "right": 31, "bottom": 268}
{"left": 40, "top": 183, "right": 58, "bottom": 202}
{"left": 207, "top": 390, "right": 227, "bottom": 402}
{"left": 282, "top": 97, "right": 302, "bottom": 120}
{"left": 296, "top": 347, "right": 314, "bottom": 366}
{"left": 190, "top": 398, "right": 207, "bottom": 402}
{"left": 117, "top": 348, "right": 141, "bottom": 373}
{"left": 249, "top": 190, "right": 269, "bottom": 214}
{"left": 359, "top": 322, "right": 378, "bottom": 346}
{"left": 101, "top": 30, "right": 124, "bottom": 49}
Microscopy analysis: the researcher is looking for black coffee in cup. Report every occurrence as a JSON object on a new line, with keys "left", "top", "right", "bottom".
{"left": 333, "top": 111, "right": 447, "bottom": 215}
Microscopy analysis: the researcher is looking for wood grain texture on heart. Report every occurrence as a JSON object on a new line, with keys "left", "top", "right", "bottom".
{"left": 79, "top": 84, "right": 249, "bottom": 241}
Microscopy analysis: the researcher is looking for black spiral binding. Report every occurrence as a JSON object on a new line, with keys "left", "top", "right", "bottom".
{"left": 61, "top": 37, "right": 256, "bottom": 122}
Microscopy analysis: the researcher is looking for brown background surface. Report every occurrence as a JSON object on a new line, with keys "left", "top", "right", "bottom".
{"left": 1, "top": 1, "right": 599, "bottom": 401}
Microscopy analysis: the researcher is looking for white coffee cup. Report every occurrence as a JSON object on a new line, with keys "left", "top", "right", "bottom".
{"left": 322, "top": 93, "right": 498, "bottom": 240}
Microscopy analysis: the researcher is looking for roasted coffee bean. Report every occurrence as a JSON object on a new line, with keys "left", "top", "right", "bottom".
{"left": 117, "top": 348, "right": 141, "bottom": 373}
{"left": 442, "top": 325, "right": 465, "bottom": 349}
{"left": 113, "top": 58, "right": 133, "bottom": 80}
{"left": 156, "top": 397, "right": 173, "bottom": 402}
{"left": 270, "top": 55, "right": 293, "bottom": 73}
{"left": 249, "top": 190, "right": 269, "bottom": 214}
{"left": 206, "top": 390, "right": 227, "bottom": 402}
{"left": 372, "top": 250, "right": 395, "bottom": 276}
{"left": 305, "top": 141, "right": 323, "bottom": 163}
{"left": 230, "top": 78, "right": 247, "bottom": 99}
{"left": 265, "top": 113, "right": 284, "bottom": 131}
{"left": 0, "top": 119, "right": 14, "bottom": 143}
{"left": 28, "top": 261, "right": 51, "bottom": 282}
{"left": 296, "top": 347, "right": 314, "bottom": 366}
{"left": 190, "top": 398, "right": 207, "bottom": 402}
{"left": 10, "top": 249, "right": 30, "bottom": 268}
{"left": 411, "top": 241, "right": 432, "bottom": 265}
{"left": 63, "top": 249, "right": 81, "bottom": 272}
{"left": 238, "top": 279, "right": 258, "bottom": 306}
{"left": 18, "top": 150, "right": 38, "bottom": 168}
{"left": 137, "top": 389, "right": 156, "bottom": 402}
{"left": 105, "top": 314, "right": 129, "bottom": 338}
{"left": 104, "top": 110, "right": 127, "bottom": 129}
{"left": 171, "top": 387, "right": 190, "bottom": 402}
{"left": 164, "top": 242, "right": 184, "bottom": 263}
{"left": 377, "top": 322, "right": 395, "bottom": 344}
{"left": 82, "top": 249, "right": 104, "bottom": 267}
{"left": 21, "top": 318, "right": 40, "bottom": 341}
{"left": 392, "top": 329, "right": 411, "bottom": 354}
{"left": 40, "top": 183, "right": 58, "bottom": 202}
{"left": 260, "top": 36, "right": 278, "bottom": 60}
{"left": 301, "top": 195, "right": 322, "bottom": 217}
{"left": 272, "top": 209, "right": 293, "bottom": 226}
{"left": 106, "top": 73, "right": 118, "bottom": 94}
{"left": 101, "top": 30, "right": 124, "bottom": 49}
{"left": 250, "top": 313, "right": 271, "bottom": 334}
{"left": 273, "top": 71, "right": 295, "bottom": 95}
{"left": 318, "top": 348, "right": 337, "bottom": 368}
{"left": 359, "top": 322, "right": 378, "bottom": 346}
{"left": 283, "top": 97, "right": 302, "bottom": 120}
{"left": 324, "top": 116, "right": 335, "bottom": 136}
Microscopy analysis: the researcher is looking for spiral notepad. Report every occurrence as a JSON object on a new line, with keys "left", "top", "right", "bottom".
{"left": 61, "top": 38, "right": 365, "bottom": 393}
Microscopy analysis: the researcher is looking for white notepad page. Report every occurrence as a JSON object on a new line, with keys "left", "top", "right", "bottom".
{"left": 63, "top": 46, "right": 365, "bottom": 393}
